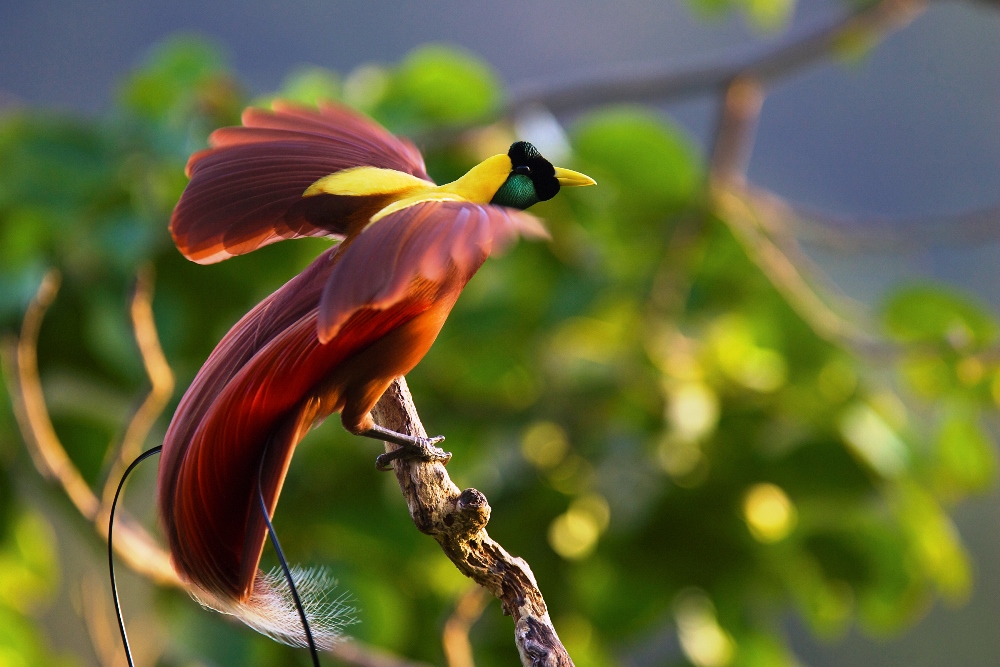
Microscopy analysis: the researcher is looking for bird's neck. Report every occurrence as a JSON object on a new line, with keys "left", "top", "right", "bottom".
{"left": 311, "top": 154, "right": 516, "bottom": 225}
{"left": 435, "top": 154, "right": 512, "bottom": 204}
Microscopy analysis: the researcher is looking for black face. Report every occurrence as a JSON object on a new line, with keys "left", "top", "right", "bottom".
{"left": 508, "top": 141, "right": 560, "bottom": 201}
{"left": 489, "top": 141, "right": 560, "bottom": 210}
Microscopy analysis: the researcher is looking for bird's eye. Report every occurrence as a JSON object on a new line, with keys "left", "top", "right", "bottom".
{"left": 514, "top": 165, "right": 531, "bottom": 175}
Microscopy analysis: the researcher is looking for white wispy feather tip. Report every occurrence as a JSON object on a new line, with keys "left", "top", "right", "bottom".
{"left": 194, "top": 566, "right": 357, "bottom": 649}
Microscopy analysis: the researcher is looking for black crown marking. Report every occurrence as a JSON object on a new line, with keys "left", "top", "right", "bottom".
{"left": 509, "top": 141, "right": 541, "bottom": 164}
{"left": 507, "top": 141, "right": 559, "bottom": 202}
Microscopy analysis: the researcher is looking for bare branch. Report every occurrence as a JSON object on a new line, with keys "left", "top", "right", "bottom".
{"left": 1, "top": 270, "right": 180, "bottom": 586}
{"left": 81, "top": 571, "right": 164, "bottom": 667}
{"left": 700, "top": 71, "right": 890, "bottom": 355}
{"left": 100, "top": 265, "right": 175, "bottom": 510}
{"left": 417, "top": 0, "right": 926, "bottom": 151}
{"left": 81, "top": 573, "right": 126, "bottom": 667}
{"left": 507, "top": 0, "right": 927, "bottom": 114}
{"left": 708, "top": 76, "right": 765, "bottom": 185}
{"left": 443, "top": 586, "right": 491, "bottom": 667}
{"left": 5, "top": 271, "right": 100, "bottom": 519}
{"left": 326, "top": 641, "right": 434, "bottom": 667}
{"left": 783, "top": 202, "right": 1000, "bottom": 253}
{"left": 372, "top": 379, "right": 574, "bottom": 667}
{"left": 711, "top": 183, "right": 887, "bottom": 350}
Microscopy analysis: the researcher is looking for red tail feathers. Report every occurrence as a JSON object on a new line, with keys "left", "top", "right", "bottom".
{"left": 158, "top": 102, "right": 547, "bottom": 646}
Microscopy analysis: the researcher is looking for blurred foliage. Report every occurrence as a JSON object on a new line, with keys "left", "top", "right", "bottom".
{"left": 685, "top": 0, "right": 798, "bottom": 32}
{"left": 0, "top": 33, "right": 998, "bottom": 667}
{"left": 0, "top": 510, "right": 73, "bottom": 666}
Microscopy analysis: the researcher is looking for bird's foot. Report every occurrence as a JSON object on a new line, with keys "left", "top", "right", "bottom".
{"left": 359, "top": 424, "right": 451, "bottom": 471}
{"left": 375, "top": 436, "right": 450, "bottom": 471}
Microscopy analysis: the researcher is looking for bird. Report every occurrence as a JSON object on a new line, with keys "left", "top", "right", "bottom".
{"left": 157, "top": 100, "right": 595, "bottom": 647}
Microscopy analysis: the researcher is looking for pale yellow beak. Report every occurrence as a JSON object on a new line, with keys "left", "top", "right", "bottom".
{"left": 554, "top": 166, "right": 597, "bottom": 188}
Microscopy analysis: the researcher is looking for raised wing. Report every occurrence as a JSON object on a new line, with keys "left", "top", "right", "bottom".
{"left": 171, "top": 101, "right": 432, "bottom": 264}
{"left": 317, "top": 200, "right": 549, "bottom": 343}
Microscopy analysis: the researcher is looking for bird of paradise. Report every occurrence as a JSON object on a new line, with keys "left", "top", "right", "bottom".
{"left": 153, "top": 101, "right": 595, "bottom": 647}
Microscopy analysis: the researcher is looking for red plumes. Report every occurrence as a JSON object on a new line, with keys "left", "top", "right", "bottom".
{"left": 158, "top": 102, "right": 545, "bottom": 645}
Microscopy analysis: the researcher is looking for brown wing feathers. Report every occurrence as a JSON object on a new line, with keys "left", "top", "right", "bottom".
{"left": 171, "top": 101, "right": 431, "bottom": 264}
{"left": 317, "top": 201, "right": 546, "bottom": 341}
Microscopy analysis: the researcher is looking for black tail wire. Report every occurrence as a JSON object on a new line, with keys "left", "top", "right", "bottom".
{"left": 109, "top": 445, "right": 162, "bottom": 667}
{"left": 110, "top": 446, "right": 320, "bottom": 667}
{"left": 257, "top": 448, "right": 321, "bottom": 666}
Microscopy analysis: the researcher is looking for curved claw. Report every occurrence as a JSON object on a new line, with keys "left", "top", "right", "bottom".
{"left": 375, "top": 435, "right": 450, "bottom": 472}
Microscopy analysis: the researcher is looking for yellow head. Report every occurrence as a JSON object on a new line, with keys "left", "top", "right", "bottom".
{"left": 446, "top": 141, "right": 596, "bottom": 209}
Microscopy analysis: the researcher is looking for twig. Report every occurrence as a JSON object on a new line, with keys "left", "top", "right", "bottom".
{"left": 746, "top": 185, "right": 878, "bottom": 313}
{"left": 100, "top": 266, "right": 175, "bottom": 510}
{"left": 782, "top": 202, "right": 1000, "bottom": 252}
{"left": 417, "top": 0, "right": 925, "bottom": 151}
{"left": 708, "top": 76, "right": 764, "bottom": 186}
{"left": 5, "top": 271, "right": 100, "bottom": 520}
{"left": 81, "top": 570, "right": 164, "bottom": 667}
{"left": 641, "top": 78, "right": 765, "bottom": 329}
{"left": 327, "top": 640, "right": 435, "bottom": 667}
{"left": 1, "top": 270, "right": 179, "bottom": 587}
{"left": 715, "top": 184, "right": 889, "bottom": 349}
{"left": 81, "top": 572, "right": 126, "bottom": 667}
{"left": 507, "top": 0, "right": 927, "bottom": 114}
{"left": 703, "top": 75, "right": 884, "bottom": 352}
{"left": 3, "top": 271, "right": 431, "bottom": 667}
{"left": 443, "top": 586, "right": 491, "bottom": 667}
{"left": 372, "top": 379, "right": 574, "bottom": 667}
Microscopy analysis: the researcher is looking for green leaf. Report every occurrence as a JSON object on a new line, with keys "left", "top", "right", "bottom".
{"left": 119, "top": 34, "right": 233, "bottom": 120}
{"left": 789, "top": 554, "right": 855, "bottom": 638}
{"left": 855, "top": 527, "right": 923, "bottom": 633}
{"left": 572, "top": 107, "right": 700, "bottom": 212}
{"left": 387, "top": 44, "right": 500, "bottom": 125}
{"left": 733, "top": 630, "right": 798, "bottom": 667}
{"left": 883, "top": 284, "right": 997, "bottom": 351}
{"left": 838, "top": 402, "right": 909, "bottom": 479}
{"left": 741, "top": 0, "right": 796, "bottom": 30}
{"left": 935, "top": 399, "right": 997, "bottom": 495}
{"left": 686, "top": 0, "right": 737, "bottom": 19}
{"left": 684, "top": 0, "right": 796, "bottom": 31}
{"left": 895, "top": 484, "right": 971, "bottom": 604}
{"left": 275, "top": 65, "right": 341, "bottom": 106}
{"left": 898, "top": 352, "right": 953, "bottom": 399}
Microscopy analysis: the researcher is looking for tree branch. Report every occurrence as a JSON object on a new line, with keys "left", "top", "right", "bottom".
{"left": 6, "top": 271, "right": 100, "bottom": 520}
{"left": 100, "top": 266, "right": 175, "bottom": 511}
{"left": 705, "top": 77, "right": 887, "bottom": 354}
{"left": 506, "top": 0, "right": 927, "bottom": 114}
{"left": 780, "top": 202, "right": 1000, "bottom": 252}
{"left": 81, "top": 570, "right": 164, "bottom": 667}
{"left": 326, "top": 641, "right": 436, "bottom": 667}
{"left": 1, "top": 269, "right": 180, "bottom": 587}
{"left": 372, "top": 380, "right": 574, "bottom": 667}
{"left": 708, "top": 76, "right": 765, "bottom": 185}
{"left": 443, "top": 586, "right": 490, "bottom": 667}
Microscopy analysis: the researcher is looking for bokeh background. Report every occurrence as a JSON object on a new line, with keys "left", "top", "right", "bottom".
{"left": 0, "top": 0, "right": 998, "bottom": 665}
